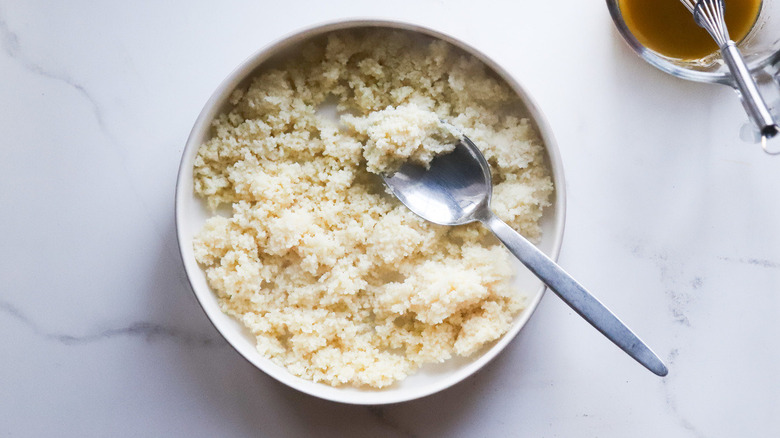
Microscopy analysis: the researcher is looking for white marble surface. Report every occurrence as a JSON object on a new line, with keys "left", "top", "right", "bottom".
{"left": 2, "top": 1, "right": 779, "bottom": 436}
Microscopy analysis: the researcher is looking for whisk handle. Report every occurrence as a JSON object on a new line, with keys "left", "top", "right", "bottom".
{"left": 721, "top": 41, "right": 779, "bottom": 138}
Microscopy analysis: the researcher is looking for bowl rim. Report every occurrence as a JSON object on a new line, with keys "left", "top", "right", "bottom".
{"left": 175, "top": 18, "right": 567, "bottom": 405}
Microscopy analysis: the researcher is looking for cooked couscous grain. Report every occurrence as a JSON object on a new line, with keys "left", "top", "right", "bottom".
{"left": 193, "top": 29, "right": 553, "bottom": 388}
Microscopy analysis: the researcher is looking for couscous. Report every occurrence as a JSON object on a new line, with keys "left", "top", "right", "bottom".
{"left": 192, "top": 30, "right": 553, "bottom": 388}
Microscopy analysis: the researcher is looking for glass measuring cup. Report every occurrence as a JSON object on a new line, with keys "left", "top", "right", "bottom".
{"left": 607, "top": 0, "right": 780, "bottom": 153}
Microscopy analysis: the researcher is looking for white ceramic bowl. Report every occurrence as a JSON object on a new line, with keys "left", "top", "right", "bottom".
{"left": 175, "top": 19, "right": 566, "bottom": 405}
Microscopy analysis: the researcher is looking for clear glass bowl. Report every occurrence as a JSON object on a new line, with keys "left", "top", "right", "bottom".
{"left": 607, "top": 0, "right": 780, "bottom": 140}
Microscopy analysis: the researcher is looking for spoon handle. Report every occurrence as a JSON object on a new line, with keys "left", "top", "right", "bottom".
{"left": 481, "top": 212, "right": 668, "bottom": 377}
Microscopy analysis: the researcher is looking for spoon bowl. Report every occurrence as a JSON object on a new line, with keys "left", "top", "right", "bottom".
{"left": 383, "top": 136, "right": 492, "bottom": 226}
{"left": 384, "top": 133, "right": 669, "bottom": 377}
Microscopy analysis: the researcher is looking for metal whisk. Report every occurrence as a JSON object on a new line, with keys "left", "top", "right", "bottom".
{"left": 679, "top": 0, "right": 779, "bottom": 141}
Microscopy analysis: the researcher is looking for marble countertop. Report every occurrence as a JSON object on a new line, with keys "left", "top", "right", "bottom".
{"left": 2, "top": 1, "right": 778, "bottom": 436}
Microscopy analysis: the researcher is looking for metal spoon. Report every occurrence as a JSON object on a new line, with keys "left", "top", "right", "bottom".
{"left": 382, "top": 134, "right": 668, "bottom": 376}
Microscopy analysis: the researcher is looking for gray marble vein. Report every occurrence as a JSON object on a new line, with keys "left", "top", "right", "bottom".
{"left": 662, "top": 349, "right": 706, "bottom": 438}
{"left": 1, "top": 1, "right": 778, "bottom": 435}
{"left": 628, "top": 242, "right": 698, "bottom": 327}
{"left": 0, "top": 12, "right": 107, "bottom": 132}
{"left": 0, "top": 299, "right": 222, "bottom": 347}
{"left": 719, "top": 256, "right": 780, "bottom": 269}
{"left": 0, "top": 10, "right": 184, "bottom": 263}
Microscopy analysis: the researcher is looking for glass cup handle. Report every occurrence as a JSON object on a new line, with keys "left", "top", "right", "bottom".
{"left": 753, "top": 63, "right": 780, "bottom": 119}
{"left": 756, "top": 68, "right": 780, "bottom": 154}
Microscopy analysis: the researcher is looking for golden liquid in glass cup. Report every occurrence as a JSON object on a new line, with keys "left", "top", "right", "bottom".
{"left": 618, "top": 0, "right": 763, "bottom": 60}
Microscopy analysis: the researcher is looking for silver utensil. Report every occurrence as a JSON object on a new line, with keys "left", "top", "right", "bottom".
{"left": 680, "top": 0, "right": 779, "bottom": 141}
{"left": 383, "top": 134, "right": 668, "bottom": 376}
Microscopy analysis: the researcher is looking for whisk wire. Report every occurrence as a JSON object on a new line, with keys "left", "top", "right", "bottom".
{"left": 694, "top": 0, "right": 730, "bottom": 46}
{"left": 680, "top": 0, "right": 696, "bottom": 13}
